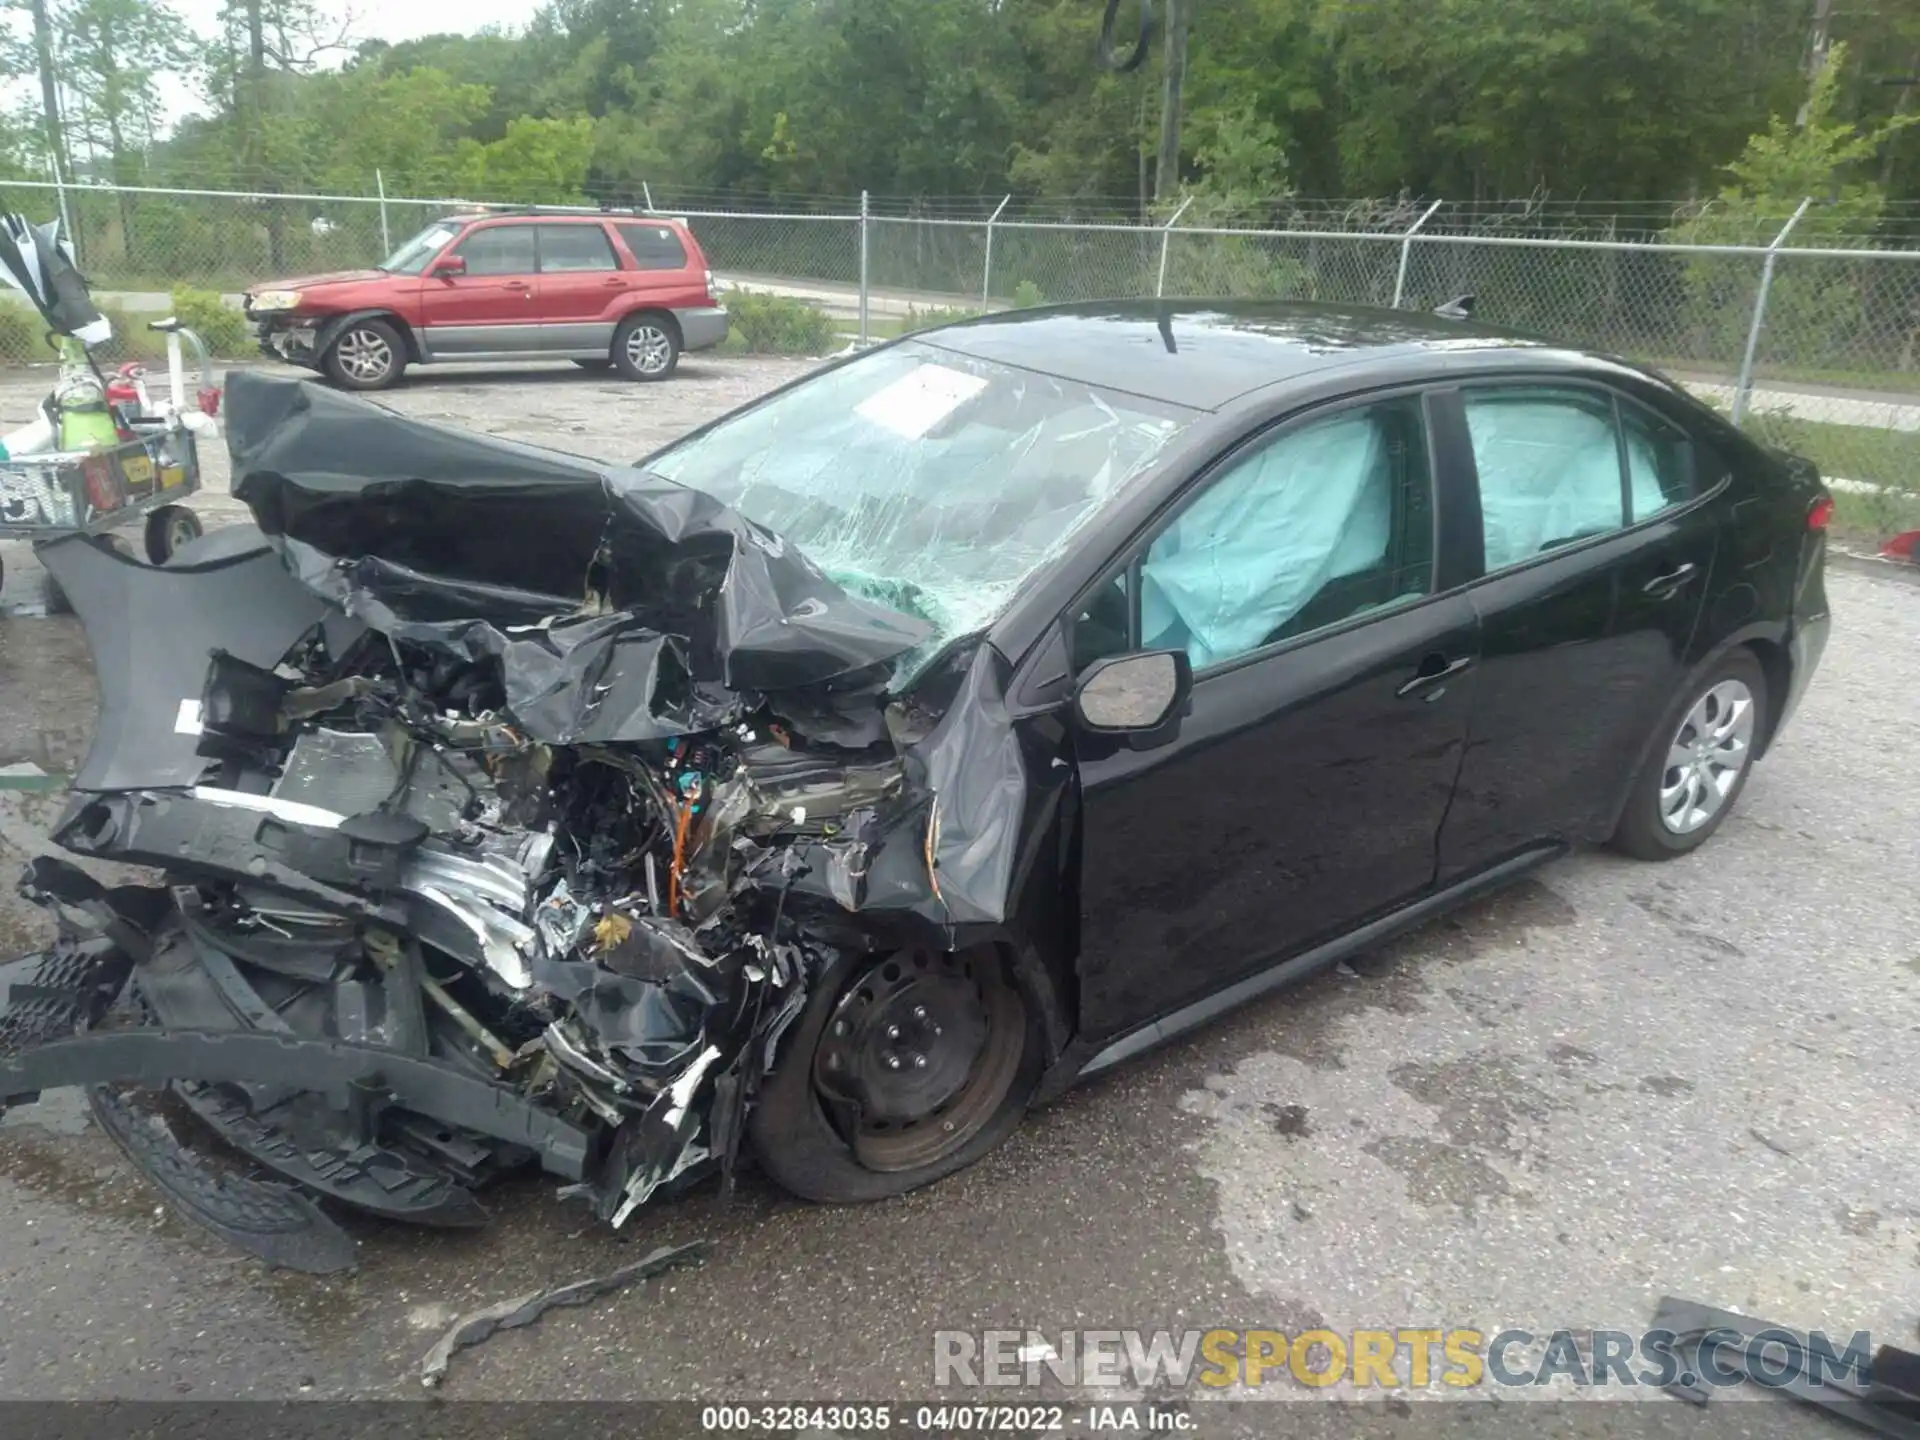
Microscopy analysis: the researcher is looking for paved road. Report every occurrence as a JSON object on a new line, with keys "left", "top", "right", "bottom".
{"left": 0, "top": 358, "right": 1914, "bottom": 1431}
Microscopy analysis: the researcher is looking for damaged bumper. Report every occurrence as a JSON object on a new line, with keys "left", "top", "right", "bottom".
{"left": 1, "top": 373, "right": 1049, "bottom": 1265}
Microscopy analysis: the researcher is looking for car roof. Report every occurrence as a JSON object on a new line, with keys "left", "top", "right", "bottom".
{"left": 914, "top": 299, "right": 1563, "bottom": 412}
{"left": 443, "top": 210, "right": 686, "bottom": 229}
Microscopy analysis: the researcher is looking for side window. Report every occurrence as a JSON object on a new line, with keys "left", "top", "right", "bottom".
{"left": 1073, "top": 399, "right": 1435, "bottom": 673}
{"left": 1463, "top": 388, "right": 1624, "bottom": 569}
{"left": 453, "top": 224, "right": 537, "bottom": 275}
{"left": 617, "top": 223, "right": 690, "bottom": 270}
{"left": 1620, "top": 403, "right": 1695, "bottom": 522}
{"left": 538, "top": 224, "right": 619, "bottom": 273}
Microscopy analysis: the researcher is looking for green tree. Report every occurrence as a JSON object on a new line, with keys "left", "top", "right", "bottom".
{"left": 455, "top": 115, "right": 595, "bottom": 203}
{"left": 1671, "top": 43, "right": 1920, "bottom": 368}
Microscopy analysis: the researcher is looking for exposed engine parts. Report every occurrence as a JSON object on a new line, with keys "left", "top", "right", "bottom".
{"left": 0, "top": 373, "right": 1042, "bottom": 1269}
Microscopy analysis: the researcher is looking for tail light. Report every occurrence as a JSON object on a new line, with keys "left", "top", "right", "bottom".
{"left": 197, "top": 386, "right": 222, "bottom": 418}
{"left": 1807, "top": 496, "right": 1834, "bottom": 531}
{"left": 705, "top": 268, "right": 716, "bottom": 303}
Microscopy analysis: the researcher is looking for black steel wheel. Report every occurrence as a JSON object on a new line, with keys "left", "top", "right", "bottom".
{"left": 749, "top": 946, "right": 1041, "bottom": 1202}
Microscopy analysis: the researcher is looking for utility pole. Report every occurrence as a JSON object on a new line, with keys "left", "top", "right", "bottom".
{"left": 1796, "top": 0, "right": 1835, "bottom": 127}
{"left": 27, "top": 0, "right": 69, "bottom": 177}
{"left": 1154, "top": 0, "right": 1192, "bottom": 204}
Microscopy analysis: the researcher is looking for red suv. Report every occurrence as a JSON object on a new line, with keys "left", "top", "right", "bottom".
{"left": 243, "top": 211, "right": 728, "bottom": 390}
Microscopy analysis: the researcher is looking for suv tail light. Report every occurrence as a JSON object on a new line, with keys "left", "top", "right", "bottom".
{"left": 1807, "top": 495, "right": 1834, "bottom": 531}
{"left": 705, "top": 268, "right": 716, "bottom": 304}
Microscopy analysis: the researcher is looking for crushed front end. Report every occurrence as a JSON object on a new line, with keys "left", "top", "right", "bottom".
{"left": 0, "top": 373, "right": 1045, "bottom": 1266}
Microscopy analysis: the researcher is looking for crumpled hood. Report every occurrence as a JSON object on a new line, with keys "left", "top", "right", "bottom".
{"left": 226, "top": 371, "right": 932, "bottom": 710}
{"left": 2, "top": 373, "right": 1066, "bottom": 1268}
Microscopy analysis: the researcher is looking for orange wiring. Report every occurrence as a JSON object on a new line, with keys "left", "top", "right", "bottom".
{"left": 667, "top": 797, "right": 693, "bottom": 917}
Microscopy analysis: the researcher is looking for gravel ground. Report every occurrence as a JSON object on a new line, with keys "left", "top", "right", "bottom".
{"left": 0, "top": 354, "right": 1913, "bottom": 1435}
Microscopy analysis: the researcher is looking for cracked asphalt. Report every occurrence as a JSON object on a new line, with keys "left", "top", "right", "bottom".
{"left": 0, "top": 356, "right": 1914, "bottom": 1432}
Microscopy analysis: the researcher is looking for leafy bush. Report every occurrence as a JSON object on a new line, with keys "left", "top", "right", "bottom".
{"left": 170, "top": 287, "right": 253, "bottom": 357}
{"left": 90, "top": 303, "right": 169, "bottom": 363}
{"left": 0, "top": 303, "right": 54, "bottom": 364}
{"left": 902, "top": 304, "right": 978, "bottom": 332}
{"left": 1010, "top": 279, "right": 1047, "bottom": 309}
{"left": 725, "top": 291, "right": 837, "bottom": 355}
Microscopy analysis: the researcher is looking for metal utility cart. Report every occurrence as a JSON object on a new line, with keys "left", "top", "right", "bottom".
{"left": 0, "top": 417, "right": 205, "bottom": 603}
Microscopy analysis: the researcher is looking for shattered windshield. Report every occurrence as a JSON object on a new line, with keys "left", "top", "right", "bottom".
{"left": 645, "top": 340, "right": 1197, "bottom": 681}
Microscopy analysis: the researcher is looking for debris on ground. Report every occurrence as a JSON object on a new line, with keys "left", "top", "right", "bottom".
{"left": 419, "top": 1239, "right": 709, "bottom": 1387}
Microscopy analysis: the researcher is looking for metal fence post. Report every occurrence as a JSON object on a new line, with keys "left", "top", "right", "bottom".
{"left": 981, "top": 194, "right": 1011, "bottom": 312}
{"left": 642, "top": 182, "right": 655, "bottom": 213}
{"left": 1156, "top": 196, "right": 1194, "bottom": 298}
{"left": 859, "top": 190, "right": 871, "bottom": 345}
{"left": 1392, "top": 198, "right": 1444, "bottom": 308}
{"left": 375, "top": 169, "right": 391, "bottom": 256}
{"left": 1732, "top": 196, "right": 1813, "bottom": 427}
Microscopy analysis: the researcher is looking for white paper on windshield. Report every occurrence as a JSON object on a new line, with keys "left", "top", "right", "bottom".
{"left": 854, "top": 364, "right": 989, "bottom": 439}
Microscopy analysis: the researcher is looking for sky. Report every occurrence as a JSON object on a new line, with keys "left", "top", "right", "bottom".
{"left": 150, "top": 0, "right": 541, "bottom": 124}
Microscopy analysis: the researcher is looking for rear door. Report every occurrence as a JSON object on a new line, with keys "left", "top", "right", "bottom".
{"left": 418, "top": 222, "right": 540, "bottom": 355}
{"left": 1069, "top": 392, "right": 1481, "bottom": 1037}
{"left": 1435, "top": 382, "right": 1718, "bottom": 881}
{"left": 534, "top": 223, "right": 625, "bottom": 355}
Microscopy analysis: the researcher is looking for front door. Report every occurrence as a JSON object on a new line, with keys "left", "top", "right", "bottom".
{"left": 419, "top": 222, "right": 540, "bottom": 356}
{"left": 1070, "top": 394, "right": 1480, "bottom": 1038}
{"left": 1435, "top": 384, "right": 1719, "bottom": 881}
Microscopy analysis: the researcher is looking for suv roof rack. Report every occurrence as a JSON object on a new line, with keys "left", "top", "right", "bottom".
{"left": 451, "top": 203, "right": 657, "bottom": 220}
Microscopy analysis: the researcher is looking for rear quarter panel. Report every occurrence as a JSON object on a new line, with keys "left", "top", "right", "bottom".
{"left": 603, "top": 224, "right": 708, "bottom": 325}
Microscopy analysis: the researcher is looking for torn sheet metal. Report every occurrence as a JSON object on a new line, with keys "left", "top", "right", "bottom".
{"left": 226, "top": 371, "right": 932, "bottom": 695}
{"left": 0, "top": 377, "right": 1079, "bottom": 1264}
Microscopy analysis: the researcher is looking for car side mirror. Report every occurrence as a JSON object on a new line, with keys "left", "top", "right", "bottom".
{"left": 431, "top": 254, "right": 467, "bottom": 278}
{"left": 1072, "top": 649, "right": 1192, "bottom": 747}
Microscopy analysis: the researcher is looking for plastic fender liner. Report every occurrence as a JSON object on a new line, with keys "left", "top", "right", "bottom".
{"left": 34, "top": 532, "right": 341, "bottom": 793}
{"left": 0, "top": 1029, "right": 593, "bottom": 1179}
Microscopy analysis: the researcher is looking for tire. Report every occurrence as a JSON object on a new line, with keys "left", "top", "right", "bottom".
{"left": 322, "top": 319, "right": 406, "bottom": 391}
{"left": 1612, "top": 649, "right": 1768, "bottom": 861}
{"left": 612, "top": 313, "right": 680, "bottom": 382}
{"left": 144, "top": 505, "right": 202, "bottom": 565}
{"left": 571, "top": 358, "right": 612, "bottom": 371}
{"left": 749, "top": 946, "right": 1043, "bottom": 1204}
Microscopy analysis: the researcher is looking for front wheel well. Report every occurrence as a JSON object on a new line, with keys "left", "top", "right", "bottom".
{"left": 321, "top": 311, "right": 420, "bottom": 362}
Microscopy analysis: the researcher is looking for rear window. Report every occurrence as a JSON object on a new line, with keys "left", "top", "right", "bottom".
{"left": 537, "top": 224, "right": 619, "bottom": 273}
{"left": 617, "top": 223, "right": 690, "bottom": 271}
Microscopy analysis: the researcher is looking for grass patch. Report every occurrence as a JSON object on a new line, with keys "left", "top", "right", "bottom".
{"left": 900, "top": 304, "right": 982, "bottom": 333}
{"left": 1746, "top": 414, "right": 1920, "bottom": 492}
{"left": 1831, "top": 486, "right": 1920, "bottom": 547}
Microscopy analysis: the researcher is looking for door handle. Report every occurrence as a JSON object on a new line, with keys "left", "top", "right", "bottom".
{"left": 1396, "top": 653, "right": 1473, "bottom": 698}
{"left": 602, "top": 277, "right": 625, "bottom": 287}
{"left": 1642, "top": 561, "right": 1699, "bottom": 598}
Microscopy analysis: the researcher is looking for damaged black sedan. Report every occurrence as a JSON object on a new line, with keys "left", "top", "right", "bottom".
{"left": 0, "top": 302, "right": 1831, "bottom": 1268}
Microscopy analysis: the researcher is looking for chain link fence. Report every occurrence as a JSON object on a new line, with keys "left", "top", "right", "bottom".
{"left": 0, "top": 177, "right": 1912, "bottom": 537}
